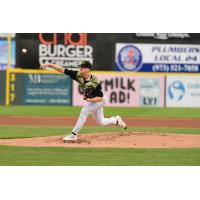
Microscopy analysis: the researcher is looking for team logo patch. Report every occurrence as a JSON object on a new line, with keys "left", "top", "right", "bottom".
{"left": 117, "top": 45, "right": 142, "bottom": 71}
{"left": 168, "top": 81, "right": 186, "bottom": 101}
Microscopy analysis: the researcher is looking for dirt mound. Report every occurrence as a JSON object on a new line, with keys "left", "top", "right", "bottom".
{"left": 0, "top": 132, "right": 200, "bottom": 148}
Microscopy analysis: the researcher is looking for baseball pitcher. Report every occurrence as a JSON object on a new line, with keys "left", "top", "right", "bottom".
{"left": 40, "top": 61, "right": 127, "bottom": 142}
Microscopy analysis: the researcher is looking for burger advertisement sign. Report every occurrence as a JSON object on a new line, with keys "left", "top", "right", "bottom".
{"left": 38, "top": 33, "right": 93, "bottom": 69}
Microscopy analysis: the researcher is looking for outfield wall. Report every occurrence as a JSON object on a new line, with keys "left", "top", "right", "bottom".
{"left": 0, "top": 70, "right": 6, "bottom": 105}
{"left": 73, "top": 73, "right": 164, "bottom": 107}
{"left": 1, "top": 69, "right": 200, "bottom": 107}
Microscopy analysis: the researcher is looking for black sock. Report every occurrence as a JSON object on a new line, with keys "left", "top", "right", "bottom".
{"left": 72, "top": 132, "right": 77, "bottom": 136}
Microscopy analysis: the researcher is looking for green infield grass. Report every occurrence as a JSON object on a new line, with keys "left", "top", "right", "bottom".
{"left": 0, "top": 106, "right": 200, "bottom": 118}
{"left": 0, "top": 145, "right": 199, "bottom": 166}
{"left": 0, "top": 126, "right": 200, "bottom": 139}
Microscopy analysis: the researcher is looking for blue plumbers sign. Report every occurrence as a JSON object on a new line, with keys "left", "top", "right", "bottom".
{"left": 115, "top": 43, "right": 200, "bottom": 73}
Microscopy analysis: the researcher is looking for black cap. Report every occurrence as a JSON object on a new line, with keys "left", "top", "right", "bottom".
{"left": 78, "top": 61, "right": 92, "bottom": 69}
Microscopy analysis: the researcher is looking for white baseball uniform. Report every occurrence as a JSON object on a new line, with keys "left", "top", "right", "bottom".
{"left": 72, "top": 95, "right": 117, "bottom": 134}
{"left": 64, "top": 68, "right": 117, "bottom": 135}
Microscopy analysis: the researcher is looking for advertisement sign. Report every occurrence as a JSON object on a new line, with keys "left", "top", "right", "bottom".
{"left": 16, "top": 33, "right": 98, "bottom": 70}
{"left": 73, "top": 73, "right": 165, "bottom": 107}
{"left": 139, "top": 76, "right": 164, "bottom": 107}
{"left": 73, "top": 74, "right": 139, "bottom": 107}
{"left": 38, "top": 33, "right": 93, "bottom": 69}
{"left": 0, "top": 40, "right": 16, "bottom": 69}
{"left": 166, "top": 76, "right": 200, "bottom": 107}
{"left": 22, "top": 74, "right": 72, "bottom": 105}
{"left": 116, "top": 43, "right": 200, "bottom": 73}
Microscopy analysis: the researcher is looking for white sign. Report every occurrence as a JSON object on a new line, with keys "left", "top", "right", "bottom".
{"left": 116, "top": 43, "right": 200, "bottom": 72}
{"left": 139, "top": 77, "right": 164, "bottom": 107}
{"left": 166, "top": 76, "right": 200, "bottom": 107}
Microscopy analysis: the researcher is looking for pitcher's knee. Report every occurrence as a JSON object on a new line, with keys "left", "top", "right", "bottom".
{"left": 96, "top": 120, "right": 106, "bottom": 126}
{"left": 80, "top": 108, "right": 90, "bottom": 116}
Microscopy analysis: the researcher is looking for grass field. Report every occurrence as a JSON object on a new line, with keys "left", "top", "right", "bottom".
{"left": 0, "top": 106, "right": 200, "bottom": 166}
{"left": 0, "top": 126, "right": 200, "bottom": 139}
{"left": 0, "top": 106, "right": 200, "bottom": 118}
{"left": 0, "top": 145, "right": 200, "bottom": 166}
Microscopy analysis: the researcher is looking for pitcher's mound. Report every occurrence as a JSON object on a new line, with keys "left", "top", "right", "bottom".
{"left": 0, "top": 132, "right": 200, "bottom": 148}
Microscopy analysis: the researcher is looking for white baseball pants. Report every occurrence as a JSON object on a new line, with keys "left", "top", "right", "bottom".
{"left": 72, "top": 96, "right": 117, "bottom": 135}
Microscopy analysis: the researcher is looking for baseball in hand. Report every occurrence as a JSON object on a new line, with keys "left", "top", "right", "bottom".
{"left": 21, "top": 48, "right": 27, "bottom": 54}
{"left": 40, "top": 65, "right": 45, "bottom": 70}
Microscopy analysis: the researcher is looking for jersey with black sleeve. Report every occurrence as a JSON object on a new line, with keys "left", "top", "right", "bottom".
{"left": 64, "top": 69, "right": 103, "bottom": 98}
